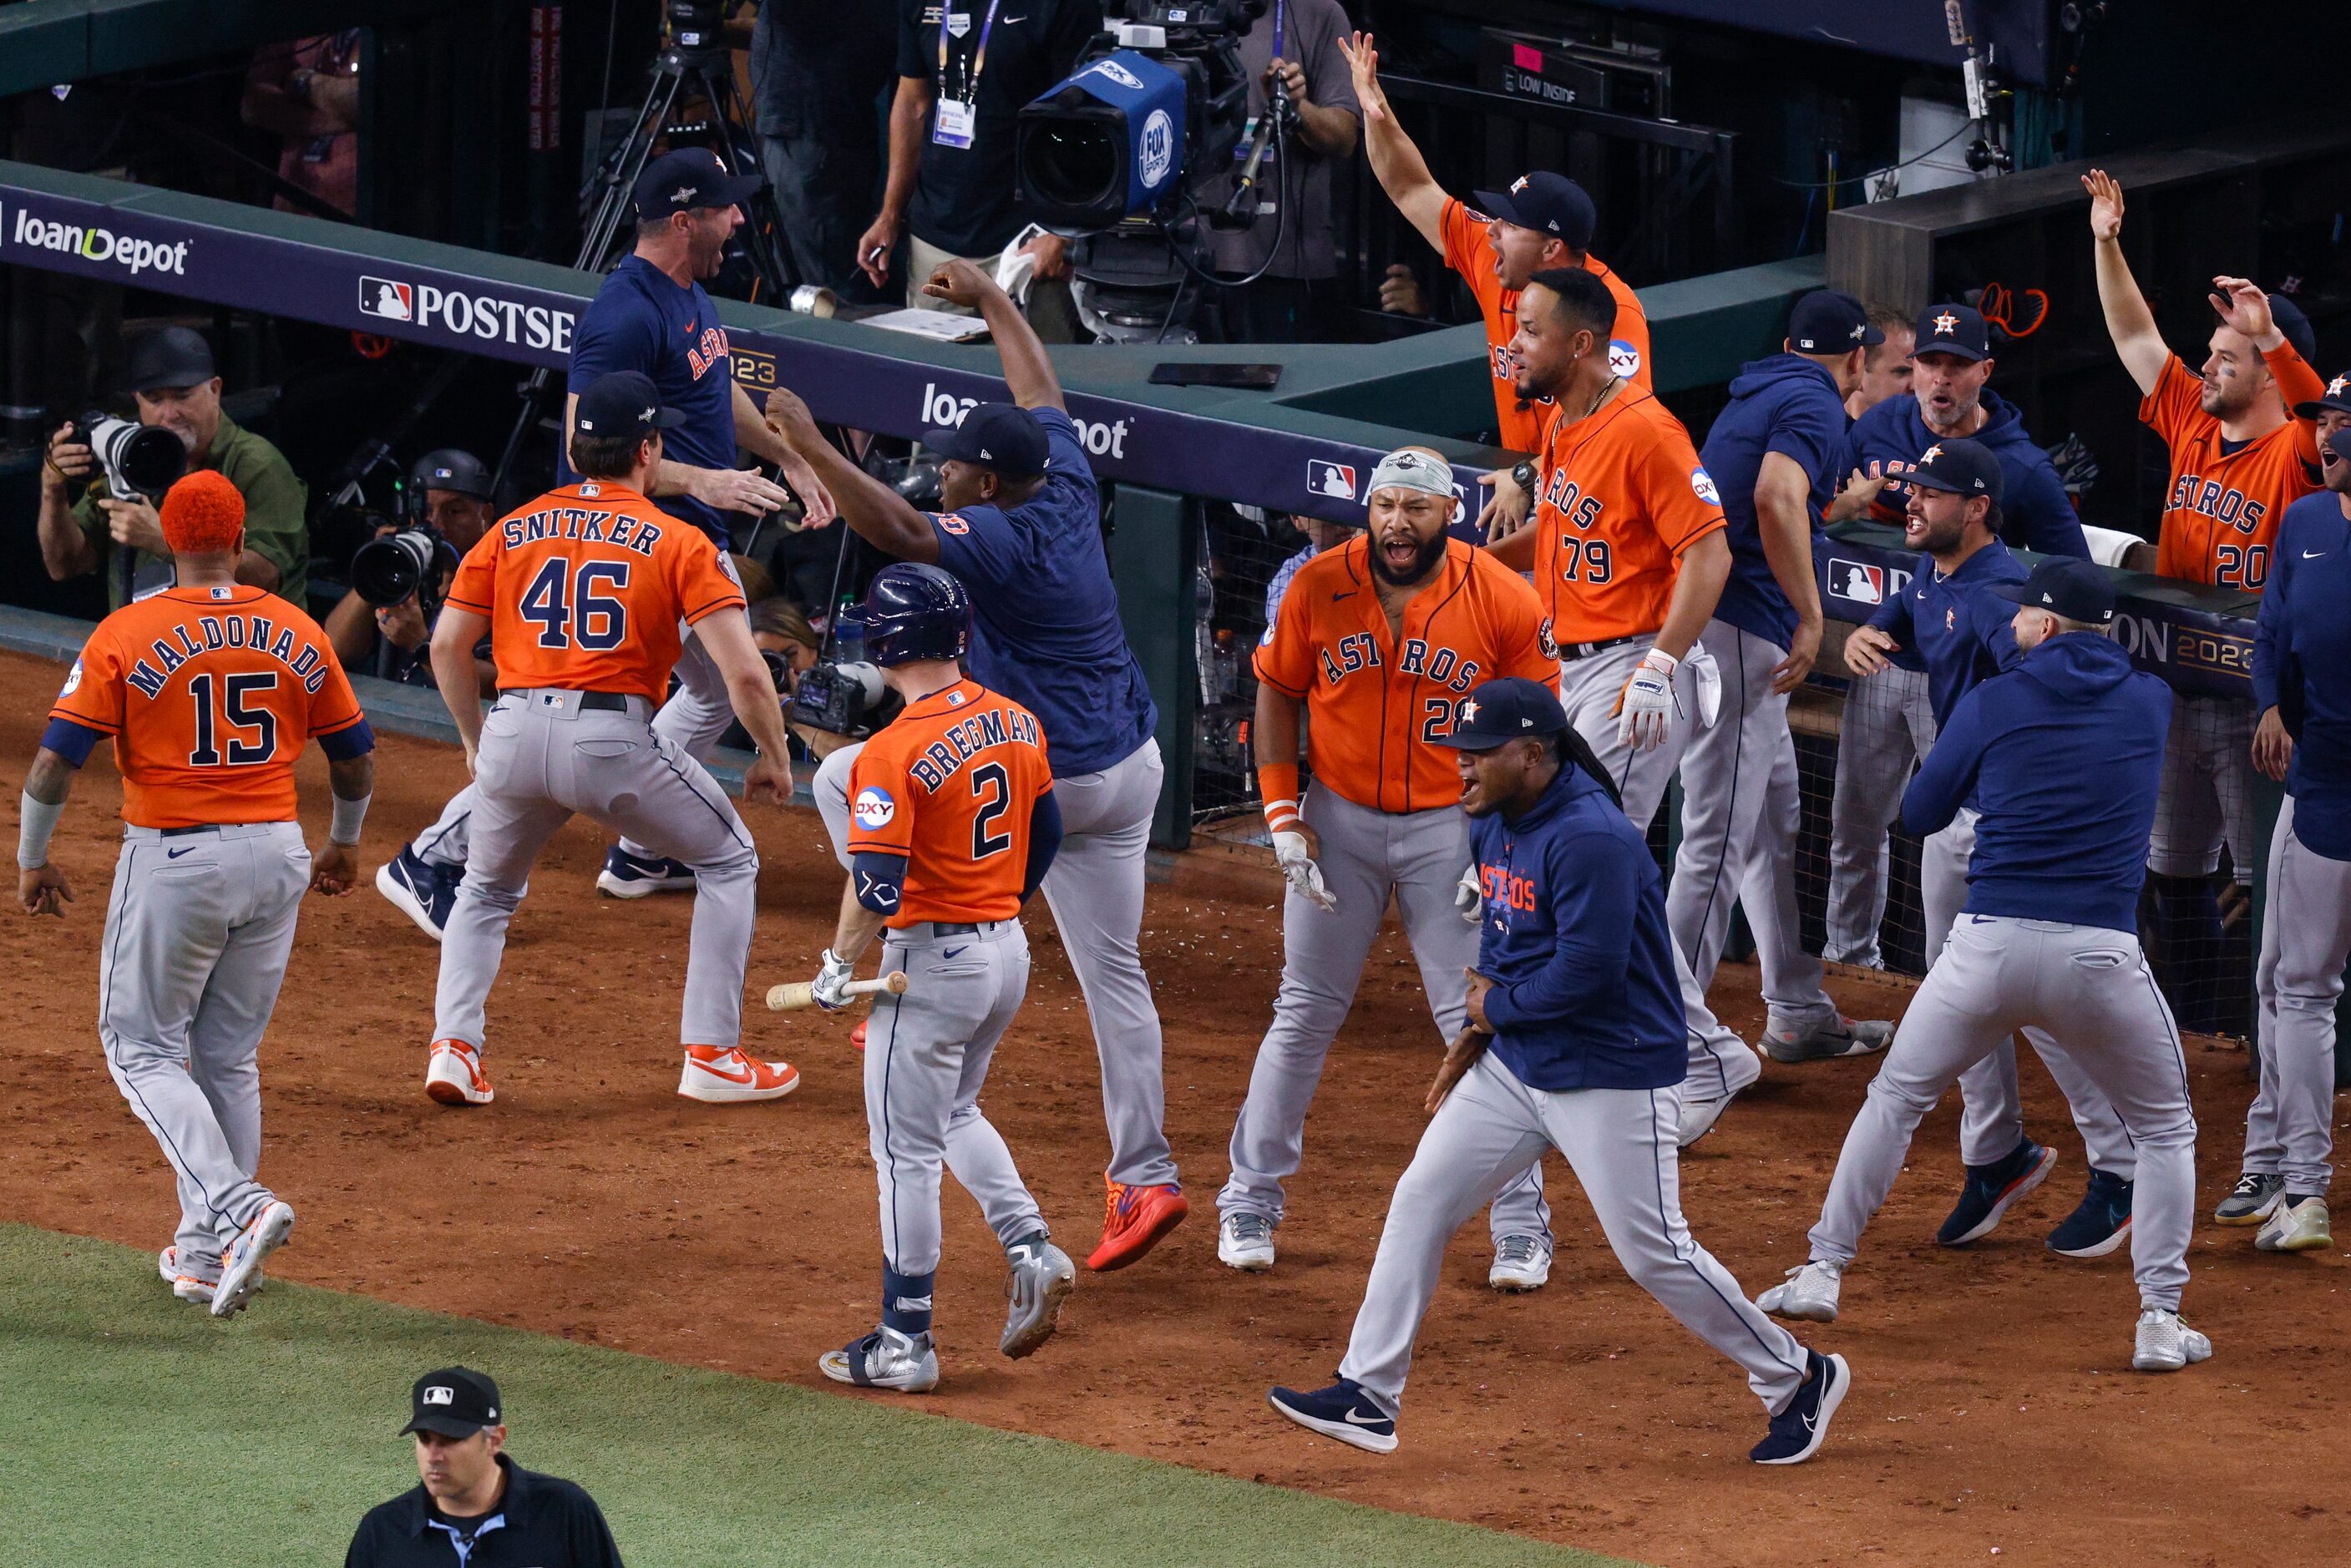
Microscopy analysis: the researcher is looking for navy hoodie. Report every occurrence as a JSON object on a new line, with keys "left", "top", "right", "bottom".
{"left": 1902, "top": 633, "right": 2171, "bottom": 934}
{"left": 1848, "top": 387, "right": 2089, "bottom": 560}
{"left": 2252, "top": 491, "right": 2351, "bottom": 861}
{"left": 1702, "top": 353, "right": 1849, "bottom": 650}
{"left": 1863, "top": 536, "right": 2025, "bottom": 726}
{"left": 1470, "top": 760, "right": 1685, "bottom": 1091}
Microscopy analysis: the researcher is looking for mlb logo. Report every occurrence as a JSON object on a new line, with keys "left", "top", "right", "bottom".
{"left": 1829, "top": 559, "right": 1884, "bottom": 605}
{"left": 358, "top": 276, "right": 413, "bottom": 321}
{"left": 423, "top": 1386, "right": 454, "bottom": 1406}
{"left": 1306, "top": 460, "right": 1358, "bottom": 503}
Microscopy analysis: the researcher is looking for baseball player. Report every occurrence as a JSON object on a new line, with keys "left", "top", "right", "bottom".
{"left": 18, "top": 470, "right": 375, "bottom": 1317}
{"left": 1844, "top": 440, "right": 2136, "bottom": 1255}
{"left": 2224, "top": 410, "right": 2351, "bottom": 1251}
{"left": 1219, "top": 446, "right": 1561, "bottom": 1288}
{"left": 2083, "top": 169, "right": 2324, "bottom": 1029}
{"left": 420, "top": 371, "right": 800, "bottom": 1109}
{"left": 1266, "top": 678, "right": 1850, "bottom": 1465}
{"left": 1762, "top": 558, "right": 2208, "bottom": 1374}
{"left": 768, "top": 260, "right": 1183, "bottom": 1274}
{"left": 812, "top": 564, "right": 1072, "bottom": 1393}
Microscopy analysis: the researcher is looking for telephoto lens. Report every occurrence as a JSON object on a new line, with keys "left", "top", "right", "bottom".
{"left": 350, "top": 529, "right": 446, "bottom": 606}
{"left": 83, "top": 415, "right": 186, "bottom": 501}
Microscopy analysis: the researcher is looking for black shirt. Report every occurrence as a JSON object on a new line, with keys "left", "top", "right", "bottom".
{"left": 345, "top": 1456, "right": 625, "bottom": 1568}
{"left": 897, "top": 0, "right": 1102, "bottom": 256}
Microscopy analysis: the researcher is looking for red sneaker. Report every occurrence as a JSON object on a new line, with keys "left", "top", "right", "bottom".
{"left": 678, "top": 1045, "right": 800, "bottom": 1104}
{"left": 852, "top": 1019, "right": 868, "bottom": 1052}
{"left": 425, "top": 1039, "right": 494, "bottom": 1106}
{"left": 1086, "top": 1176, "right": 1188, "bottom": 1271}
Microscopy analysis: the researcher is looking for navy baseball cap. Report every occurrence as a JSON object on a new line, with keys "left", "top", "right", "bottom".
{"left": 2267, "top": 294, "right": 2318, "bottom": 366}
{"left": 632, "top": 147, "right": 763, "bottom": 222}
{"left": 1914, "top": 303, "right": 1993, "bottom": 362}
{"left": 1469, "top": 172, "right": 1595, "bottom": 252}
{"left": 2293, "top": 370, "right": 2351, "bottom": 420}
{"left": 574, "top": 371, "right": 686, "bottom": 441}
{"left": 1990, "top": 557, "right": 2117, "bottom": 626}
{"left": 920, "top": 402, "right": 1049, "bottom": 478}
{"left": 124, "top": 326, "right": 216, "bottom": 392}
{"left": 401, "top": 1367, "right": 503, "bottom": 1439}
{"left": 1904, "top": 437, "right": 2004, "bottom": 503}
{"left": 1433, "top": 676, "right": 1569, "bottom": 752}
{"left": 1788, "top": 290, "right": 1883, "bottom": 353}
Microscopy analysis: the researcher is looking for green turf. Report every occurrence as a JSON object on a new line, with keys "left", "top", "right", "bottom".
{"left": 0, "top": 1225, "right": 1638, "bottom": 1568}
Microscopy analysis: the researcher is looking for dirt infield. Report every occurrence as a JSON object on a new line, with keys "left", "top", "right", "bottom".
{"left": 0, "top": 646, "right": 2340, "bottom": 1567}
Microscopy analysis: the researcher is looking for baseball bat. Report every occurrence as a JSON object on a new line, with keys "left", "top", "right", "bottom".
{"left": 764, "top": 970, "right": 909, "bottom": 1012}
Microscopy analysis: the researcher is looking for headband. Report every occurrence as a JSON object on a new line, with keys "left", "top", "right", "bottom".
{"left": 1366, "top": 448, "right": 1455, "bottom": 503}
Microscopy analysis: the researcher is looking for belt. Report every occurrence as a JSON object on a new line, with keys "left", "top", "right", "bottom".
{"left": 161, "top": 825, "right": 213, "bottom": 837}
{"left": 933, "top": 922, "right": 984, "bottom": 936}
{"left": 1558, "top": 634, "right": 1643, "bottom": 662}
{"left": 498, "top": 689, "right": 634, "bottom": 711}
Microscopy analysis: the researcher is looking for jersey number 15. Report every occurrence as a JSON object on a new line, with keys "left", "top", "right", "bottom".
{"left": 186, "top": 671, "right": 277, "bottom": 766}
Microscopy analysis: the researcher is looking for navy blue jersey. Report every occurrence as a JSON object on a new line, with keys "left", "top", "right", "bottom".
{"left": 1865, "top": 538, "right": 2024, "bottom": 727}
{"left": 2254, "top": 492, "right": 2351, "bottom": 861}
{"left": 928, "top": 407, "right": 1157, "bottom": 776}
{"left": 565, "top": 255, "right": 738, "bottom": 539}
{"left": 1701, "top": 353, "right": 1848, "bottom": 650}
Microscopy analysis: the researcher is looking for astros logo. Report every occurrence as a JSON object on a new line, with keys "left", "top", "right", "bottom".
{"left": 1933, "top": 311, "right": 1959, "bottom": 336}
{"left": 1945, "top": 606, "right": 1956, "bottom": 630}
{"left": 2331, "top": 375, "right": 2349, "bottom": 398}
{"left": 854, "top": 787, "right": 896, "bottom": 830}
{"left": 1920, "top": 444, "right": 1944, "bottom": 464}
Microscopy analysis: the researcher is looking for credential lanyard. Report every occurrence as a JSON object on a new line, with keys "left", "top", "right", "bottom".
{"left": 938, "top": 0, "right": 1007, "bottom": 103}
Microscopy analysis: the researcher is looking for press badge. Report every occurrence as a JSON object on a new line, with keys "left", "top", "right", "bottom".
{"left": 934, "top": 99, "right": 976, "bottom": 149}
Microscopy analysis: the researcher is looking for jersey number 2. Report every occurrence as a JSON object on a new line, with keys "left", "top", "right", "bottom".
{"left": 520, "top": 558, "right": 631, "bottom": 650}
{"left": 970, "top": 762, "right": 1012, "bottom": 860}
{"left": 187, "top": 671, "right": 277, "bottom": 766}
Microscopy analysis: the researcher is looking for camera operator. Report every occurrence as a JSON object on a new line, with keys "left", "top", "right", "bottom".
{"left": 38, "top": 326, "right": 308, "bottom": 609}
{"left": 322, "top": 450, "right": 499, "bottom": 690}
{"left": 1198, "top": 0, "right": 1360, "bottom": 344}
{"left": 751, "top": 3, "right": 895, "bottom": 295}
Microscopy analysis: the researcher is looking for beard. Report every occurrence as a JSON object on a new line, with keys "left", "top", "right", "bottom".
{"left": 1370, "top": 529, "right": 1450, "bottom": 587}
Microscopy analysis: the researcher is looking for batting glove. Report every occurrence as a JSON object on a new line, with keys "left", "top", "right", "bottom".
{"left": 1272, "top": 830, "right": 1338, "bottom": 912}
{"left": 812, "top": 948, "right": 856, "bottom": 1012}
{"left": 1687, "top": 642, "right": 1723, "bottom": 728}
{"left": 1455, "top": 867, "right": 1483, "bottom": 925}
{"left": 1615, "top": 647, "right": 1680, "bottom": 751}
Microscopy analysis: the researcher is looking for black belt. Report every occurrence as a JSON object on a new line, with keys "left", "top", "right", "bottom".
{"left": 160, "top": 825, "right": 214, "bottom": 837}
{"left": 932, "top": 922, "right": 984, "bottom": 936}
{"left": 498, "top": 690, "right": 634, "bottom": 711}
{"left": 1558, "top": 634, "right": 1643, "bottom": 662}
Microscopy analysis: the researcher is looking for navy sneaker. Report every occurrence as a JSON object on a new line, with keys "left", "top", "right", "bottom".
{"left": 2046, "top": 1168, "right": 2135, "bottom": 1257}
{"left": 1752, "top": 1349, "right": 1850, "bottom": 1464}
{"left": 1268, "top": 1378, "right": 1397, "bottom": 1454}
{"left": 375, "top": 846, "right": 456, "bottom": 940}
{"left": 595, "top": 846, "right": 697, "bottom": 899}
{"left": 1937, "top": 1139, "right": 2058, "bottom": 1247}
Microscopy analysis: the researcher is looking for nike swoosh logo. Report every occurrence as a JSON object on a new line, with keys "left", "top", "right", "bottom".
{"left": 1343, "top": 1408, "right": 1387, "bottom": 1427}
{"left": 691, "top": 1055, "right": 757, "bottom": 1085}
{"left": 943, "top": 946, "right": 967, "bottom": 959}
{"left": 2305, "top": 550, "right": 2327, "bottom": 559}
{"left": 1332, "top": 591, "right": 1357, "bottom": 602}
{"left": 167, "top": 847, "right": 196, "bottom": 859}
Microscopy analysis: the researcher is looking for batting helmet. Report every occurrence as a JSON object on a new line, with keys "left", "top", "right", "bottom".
{"left": 854, "top": 563, "right": 970, "bottom": 666}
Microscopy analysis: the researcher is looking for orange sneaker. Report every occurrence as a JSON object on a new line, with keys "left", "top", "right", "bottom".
{"left": 1086, "top": 1176, "right": 1188, "bottom": 1271}
{"left": 852, "top": 1019, "right": 868, "bottom": 1052}
{"left": 425, "top": 1039, "right": 494, "bottom": 1106}
{"left": 678, "top": 1044, "right": 800, "bottom": 1104}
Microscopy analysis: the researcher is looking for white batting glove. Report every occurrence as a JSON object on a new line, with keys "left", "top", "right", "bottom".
{"left": 1273, "top": 830, "right": 1338, "bottom": 912}
{"left": 812, "top": 948, "right": 856, "bottom": 1011}
{"left": 1615, "top": 647, "right": 1680, "bottom": 751}
{"left": 1455, "top": 867, "right": 1483, "bottom": 925}
{"left": 1687, "top": 642, "right": 1723, "bottom": 728}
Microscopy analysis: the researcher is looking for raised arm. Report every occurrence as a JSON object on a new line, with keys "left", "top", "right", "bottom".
{"left": 1336, "top": 33, "right": 1447, "bottom": 253}
{"left": 2082, "top": 169, "right": 2168, "bottom": 397}
{"left": 921, "top": 259, "right": 1065, "bottom": 412}
{"left": 762, "top": 387, "right": 940, "bottom": 563}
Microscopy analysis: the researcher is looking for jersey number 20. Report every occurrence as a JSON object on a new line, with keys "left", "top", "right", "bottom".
{"left": 187, "top": 671, "right": 277, "bottom": 766}
{"left": 520, "top": 558, "right": 631, "bottom": 650}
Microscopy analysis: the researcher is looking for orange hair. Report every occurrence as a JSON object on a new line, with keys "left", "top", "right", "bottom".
{"left": 159, "top": 470, "right": 246, "bottom": 555}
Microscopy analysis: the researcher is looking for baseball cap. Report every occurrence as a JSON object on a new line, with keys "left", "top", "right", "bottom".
{"left": 1468, "top": 172, "right": 1595, "bottom": 252}
{"left": 920, "top": 402, "right": 1049, "bottom": 478}
{"left": 1788, "top": 290, "right": 1884, "bottom": 353}
{"left": 2292, "top": 370, "right": 2351, "bottom": 421}
{"left": 123, "top": 326, "right": 216, "bottom": 392}
{"left": 412, "top": 448, "right": 493, "bottom": 500}
{"left": 1431, "top": 676, "right": 1569, "bottom": 752}
{"left": 2267, "top": 294, "right": 2318, "bottom": 365}
{"left": 573, "top": 371, "right": 687, "bottom": 442}
{"left": 1989, "top": 557, "right": 2117, "bottom": 626}
{"left": 1904, "top": 437, "right": 2004, "bottom": 504}
{"left": 1913, "top": 303, "right": 1993, "bottom": 362}
{"left": 400, "top": 1367, "right": 503, "bottom": 1439}
{"left": 631, "top": 147, "right": 763, "bottom": 224}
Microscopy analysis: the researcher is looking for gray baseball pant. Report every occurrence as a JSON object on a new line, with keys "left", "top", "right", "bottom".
{"left": 2244, "top": 797, "right": 2351, "bottom": 1196}
{"left": 1807, "top": 916, "right": 2196, "bottom": 1309}
{"left": 2149, "top": 693, "right": 2257, "bottom": 883}
{"left": 1824, "top": 665, "right": 1936, "bottom": 967}
{"left": 616, "top": 625, "right": 738, "bottom": 866}
{"left": 1741, "top": 725, "right": 1821, "bottom": 1021}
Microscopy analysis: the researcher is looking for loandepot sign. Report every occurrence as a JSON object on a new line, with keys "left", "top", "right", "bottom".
{"left": 9, "top": 205, "right": 190, "bottom": 279}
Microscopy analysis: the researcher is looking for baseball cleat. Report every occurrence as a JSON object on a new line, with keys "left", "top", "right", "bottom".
{"left": 2131, "top": 1308, "right": 2212, "bottom": 1372}
{"left": 677, "top": 1045, "right": 799, "bottom": 1104}
{"left": 1488, "top": 1232, "right": 1553, "bottom": 1292}
{"left": 820, "top": 1326, "right": 939, "bottom": 1393}
{"left": 1762, "top": 1014, "right": 1892, "bottom": 1065}
{"left": 2215, "top": 1172, "right": 2287, "bottom": 1226}
{"left": 595, "top": 846, "right": 697, "bottom": 898}
{"left": 1087, "top": 1178, "right": 1188, "bottom": 1271}
{"left": 1000, "top": 1237, "right": 1077, "bottom": 1358}
{"left": 1218, "top": 1211, "right": 1276, "bottom": 1272}
{"left": 1752, "top": 1350, "right": 1850, "bottom": 1464}
{"left": 1937, "top": 1139, "right": 2057, "bottom": 1247}
{"left": 425, "top": 1039, "right": 495, "bottom": 1106}
{"left": 2046, "top": 1169, "right": 2134, "bottom": 1258}
{"left": 1268, "top": 1379, "right": 1398, "bottom": 1454}
{"left": 1758, "top": 1258, "right": 1843, "bottom": 1323}
{"left": 2254, "top": 1195, "right": 2332, "bottom": 1253}
{"left": 159, "top": 1246, "right": 217, "bottom": 1306}
{"left": 1678, "top": 1044, "right": 1765, "bottom": 1149}
{"left": 212, "top": 1201, "right": 294, "bottom": 1318}
{"left": 375, "top": 847, "right": 455, "bottom": 941}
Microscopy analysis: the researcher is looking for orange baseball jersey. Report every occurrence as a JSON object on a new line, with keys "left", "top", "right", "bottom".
{"left": 847, "top": 678, "right": 1054, "bottom": 927}
{"left": 46, "top": 584, "right": 369, "bottom": 829}
{"left": 1527, "top": 389, "right": 1727, "bottom": 646}
{"left": 1440, "top": 195, "right": 1651, "bottom": 455}
{"left": 445, "top": 481, "right": 747, "bottom": 701}
{"left": 1254, "top": 536, "right": 1558, "bottom": 814}
{"left": 2141, "top": 348, "right": 2325, "bottom": 589}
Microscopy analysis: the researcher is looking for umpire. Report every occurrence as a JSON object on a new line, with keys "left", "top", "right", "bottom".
{"left": 345, "top": 1368, "right": 624, "bottom": 1567}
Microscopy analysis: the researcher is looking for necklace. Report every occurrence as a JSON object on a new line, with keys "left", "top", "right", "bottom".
{"left": 1585, "top": 373, "right": 1622, "bottom": 419}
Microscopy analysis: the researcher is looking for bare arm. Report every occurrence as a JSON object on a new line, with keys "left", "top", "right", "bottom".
{"left": 322, "top": 589, "right": 379, "bottom": 669}
{"left": 2082, "top": 169, "right": 2167, "bottom": 397}
{"left": 1254, "top": 680, "right": 1302, "bottom": 772}
{"left": 687, "top": 606, "right": 798, "bottom": 804}
{"left": 828, "top": 873, "right": 891, "bottom": 969}
{"left": 732, "top": 379, "right": 839, "bottom": 525}
{"left": 37, "top": 424, "right": 99, "bottom": 581}
{"left": 921, "top": 259, "right": 1065, "bottom": 412}
{"left": 763, "top": 389, "right": 940, "bottom": 562}
{"left": 430, "top": 604, "right": 492, "bottom": 768}
{"left": 1654, "top": 530, "right": 1731, "bottom": 663}
{"left": 1265, "top": 57, "right": 1357, "bottom": 159}
{"left": 18, "top": 746, "right": 79, "bottom": 916}
{"left": 856, "top": 78, "right": 934, "bottom": 289}
{"left": 1336, "top": 33, "right": 1447, "bottom": 253}
{"left": 1754, "top": 453, "right": 1824, "bottom": 691}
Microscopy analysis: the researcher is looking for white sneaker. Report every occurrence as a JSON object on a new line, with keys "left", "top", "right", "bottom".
{"left": 159, "top": 1246, "right": 216, "bottom": 1306}
{"left": 1678, "top": 1045, "right": 1765, "bottom": 1149}
{"left": 1488, "top": 1233, "right": 1553, "bottom": 1292}
{"left": 1758, "top": 1258, "right": 1842, "bottom": 1323}
{"left": 2131, "top": 1308, "right": 2212, "bottom": 1372}
{"left": 820, "top": 1326, "right": 939, "bottom": 1393}
{"left": 1218, "top": 1212, "right": 1276, "bottom": 1272}
{"left": 425, "top": 1040, "right": 494, "bottom": 1107}
{"left": 2254, "top": 1196, "right": 2332, "bottom": 1252}
{"left": 213, "top": 1201, "right": 294, "bottom": 1318}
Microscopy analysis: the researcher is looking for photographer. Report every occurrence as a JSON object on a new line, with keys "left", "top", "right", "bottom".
{"left": 323, "top": 449, "right": 499, "bottom": 691}
{"left": 38, "top": 326, "right": 308, "bottom": 609}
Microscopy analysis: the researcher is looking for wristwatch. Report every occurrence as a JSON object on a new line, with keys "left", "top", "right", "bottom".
{"left": 1510, "top": 459, "right": 1538, "bottom": 493}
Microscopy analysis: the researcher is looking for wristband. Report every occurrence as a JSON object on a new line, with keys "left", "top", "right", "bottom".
{"left": 1259, "top": 762, "right": 1301, "bottom": 831}
{"left": 18, "top": 792, "right": 63, "bottom": 869}
{"left": 1638, "top": 646, "right": 1680, "bottom": 675}
{"left": 328, "top": 791, "right": 371, "bottom": 847}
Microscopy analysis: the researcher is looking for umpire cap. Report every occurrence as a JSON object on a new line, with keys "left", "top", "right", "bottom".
{"left": 853, "top": 563, "right": 971, "bottom": 666}
{"left": 401, "top": 1367, "right": 502, "bottom": 1439}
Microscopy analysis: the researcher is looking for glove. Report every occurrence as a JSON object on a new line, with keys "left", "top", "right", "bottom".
{"left": 1455, "top": 868, "right": 1483, "bottom": 925}
{"left": 811, "top": 948, "right": 855, "bottom": 1012}
{"left": 1614, "top": 647, "right": 1680, "bottom": 751}
{"left": 1272, "top": 829, "right": 1338, "bottom": 912}
{"left": 1687, "top": 642, "right": 1723, "bottom": 728}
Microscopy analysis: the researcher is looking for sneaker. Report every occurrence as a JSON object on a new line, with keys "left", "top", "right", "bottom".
{"left": 2214, "top": 1172, "right": 2286, "bottom": 1227}
{"left": 375, "top": 847, "right": 456, "bottom": 941}
{"left": 213, "top": 1201, "right": 294, "bottom": 1318}
{"left": 1218, "top": 1211, "right": 1276, "bottom": 1272}
{"left": 1000, "top": 1237, "right": 1077, "bottom": 1358}
{"left": 158, "top": 1246, "right": 217, "bottom": 1306}
{"left": 1678, "top": 1045, "right": 1765, "bottom": 1149}
{"left": 2255, "top": 1195, "right": 2332, "bottom": 1253}
{"left": 425, "top": 1039, "right": 494, "bottom": 1107}
{"left": 1757, "top": 1258, "right": 1843, "bottom": 1323}
{"left": 819, "top": 1326, "right": 939, "bottom": 1393}
{"left": 1268, "top": 1379, "right": 1398, "bottom": 1454}
{"left": 851, "top": 1019, "right": 868, "bottom": 1053}
{"left": 676, "top": 1044, "right": 799, "bottom": 1104}
{"left": 1087, "top": 1178, "right": 1188, "bottom": 1272}
{"left": 595, "top": 846, "right": 697, "bottom": 899}
{"left": 1937, "top": 1140, "right": 2057, "bottom": 1247}
{"left": 2046, "top": 1169, "right": 2135, "bottom": 1258}
{"left": 1489, "top": 1232, "right": 1553, "bottom": 1292}
{"left": 1762, "top": 1014, "right": 1892, "bottom": 1064}
{"left": 1751, "top": 1350, "right": 1851, "bottom": 1464}
{"left": 2131, "top": 1308, "right": 2212, "bottom": 1372}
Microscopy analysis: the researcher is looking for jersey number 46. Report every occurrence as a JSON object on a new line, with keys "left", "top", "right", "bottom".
{"left": 520, "top": 558, "right": 631, "bottom": 650}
